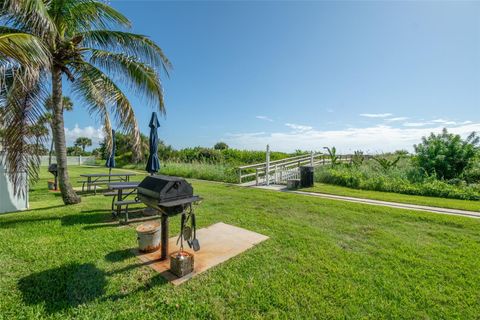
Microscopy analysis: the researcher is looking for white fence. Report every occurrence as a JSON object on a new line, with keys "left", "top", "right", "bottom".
{"left": 40, "top": 156, "right": 97, "bottom": 166}
{"left": 238, "top": 145, "right": 354, "bottom": 185}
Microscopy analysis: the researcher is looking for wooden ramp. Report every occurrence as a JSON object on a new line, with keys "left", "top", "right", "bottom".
{"left": 133, "top": 222, "right": 269, "bottom": 285}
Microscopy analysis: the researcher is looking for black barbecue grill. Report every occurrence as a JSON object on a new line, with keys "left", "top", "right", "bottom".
{"left": 137, "top": 175, "right": 202, "bottom": 260}
{"left": 48, "top": 163, "right": 58, "bottom": 190}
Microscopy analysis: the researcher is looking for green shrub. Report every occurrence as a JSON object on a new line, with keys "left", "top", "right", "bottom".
{"left": 414, "top": 128, "right": 479, "bottom": 180}
{"left": 315, "top": 163, "right": 480, "bottom": 201}
{"left": 120, "top": 161, "right": 237, "bottom": 183}
{"left": 214, "top": 142, "right": 229, "bottom": 150}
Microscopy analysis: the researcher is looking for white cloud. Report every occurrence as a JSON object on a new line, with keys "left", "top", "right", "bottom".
{"left": 402, "top": 122, "right": 429, "bottom": 127}
{"left": 431, "top": 119, "right": 457, "bottom": 125}
{"left": 359, "top": 113, "right": 393, "bottom": 118}
{"left": 385, "top": 117, "right": 408, "bottom": 122}
{"left": 223, "top": 122, "right": 480, "bottom": 153}
{"left": 285, "top": 123, "right": 313, "bottom": 132}
{"left": 64, "top": 124, "right": 105, "bottom": 148}
{"left": 255, "top": 115, "right": 274, "bottom": 122}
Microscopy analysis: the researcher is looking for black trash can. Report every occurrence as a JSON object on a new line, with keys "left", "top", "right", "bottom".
{"left": 300, "top": 166, "right": 314, "bottom": 188}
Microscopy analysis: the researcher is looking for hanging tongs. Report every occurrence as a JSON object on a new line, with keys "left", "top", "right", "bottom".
{"left": 176, "top": 211, "right": 187, "bottom": 251}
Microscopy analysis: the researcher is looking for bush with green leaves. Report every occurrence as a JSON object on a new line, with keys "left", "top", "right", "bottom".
{"left": 351, "top": 150, "right": 365, "bottom": 167}
{"left": 314, "top": 160, "right": 480, "bottom": 201}
{"left": 214, "top": 142, "right": 229, "bottom": 150}
{"left": 414, "top": 128, "right": 479, "bottom": 180}
{"left": 373, "top": 155, "right": 401, "bottom": 171}
{"left": 323, "top": 146, "right": 339, "bottom": 166}
{"left": 462, "top": 154, "right": 480, "bottom": 183}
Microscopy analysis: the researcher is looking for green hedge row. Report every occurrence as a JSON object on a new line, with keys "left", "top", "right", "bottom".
{"left": 315, "top": 165, "right": 480, "bottom": 201}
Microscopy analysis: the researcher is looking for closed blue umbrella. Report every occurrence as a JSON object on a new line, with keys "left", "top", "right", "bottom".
{"left": 145, "top": 112, "right": 160, "bottom": 175}
{"left": 105, "top": 129, "right": 116, "bottom": 178}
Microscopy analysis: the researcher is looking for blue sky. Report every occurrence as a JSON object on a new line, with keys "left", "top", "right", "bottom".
{"left": 64, "top": 1, "right": 480, "bottom": 153}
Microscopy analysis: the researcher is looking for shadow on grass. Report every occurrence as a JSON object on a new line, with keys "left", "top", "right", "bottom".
{"left": 105, "top": 248, "right": 135, "bottom": 262}
{"left": 83, "top": 211, "right": 159, "bottom": 230}
{"left": 1, "top": 206, "right": 156, "bottom": 230}
{"left": 18, "top": 256, "right": 170, "bottom": 314}
{"left": 0, "top": 211, "right": 113, "bottom": 229}
{"left": 18, "top": 263, "right": 107, "bottom": 314}
{"left": 61, "top": 211, "right": 113, "bottom": 226}
{"left": 24, "top": 204, "right": 66, "bottom": 212}
{"left": 107, "top": 273, "right": 168, "bottom": 302}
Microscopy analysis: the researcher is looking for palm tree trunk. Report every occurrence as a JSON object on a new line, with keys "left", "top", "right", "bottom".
{"left": 48, "top": 125, "right": 54, "bottom": 165}
{"left": 51, "top": 66, "right": 81, "bottom": 204}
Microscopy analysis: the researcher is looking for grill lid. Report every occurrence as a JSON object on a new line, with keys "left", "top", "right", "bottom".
{"left": 137, "top": 175, "right": 194, "bottom": 204}
{"left": 48, "top": 164, "right": 58, "bottom": 174}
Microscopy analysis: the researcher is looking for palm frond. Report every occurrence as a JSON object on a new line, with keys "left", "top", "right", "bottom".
{"left": 0, "top": 69, "right": 47, "bottom": 196}
{"left": 68, "top": 61, "right": 112, "bottom": 153}
{"left": 0, "top": 32, "right": 50, "bottom": 67}
{"left": 89, "top": 49, "right": 165, "bottom": 114}
{"left": 47, "top": 0, "right": 131, "bottom": 37}
{"left": 67, "top": 0, "right": 131, "bottom": 33}
{"left": 80, "top": 30, "right": 172, "bottom": 76}
{"left": 71, "top": 62, "right": 142, "bottom": 159}
{"left": 0, "top": 0, "right": 56, "bottom": 38}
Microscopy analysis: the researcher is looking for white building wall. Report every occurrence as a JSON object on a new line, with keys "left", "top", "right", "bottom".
{"left": 0, "top": 156, "right": 29, "bottom": 214}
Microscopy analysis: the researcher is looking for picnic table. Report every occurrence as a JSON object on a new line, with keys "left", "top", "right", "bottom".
{"left": 106, "top": 181, "right": 141, "bottom": 223}
{"left": 79, "top": 173, "right": 136, "bottom": 194}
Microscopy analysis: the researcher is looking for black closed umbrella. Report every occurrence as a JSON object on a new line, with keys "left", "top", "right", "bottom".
{"left": 105, "top": 129, "right": 116, "bottom": 178}
{"left": 145, "top": 112, "right": 160, "bottom": 175}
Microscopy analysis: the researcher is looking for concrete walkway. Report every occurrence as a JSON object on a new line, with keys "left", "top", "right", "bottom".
{"left": 249, "top": 184, "right": 480, "bottom": 219}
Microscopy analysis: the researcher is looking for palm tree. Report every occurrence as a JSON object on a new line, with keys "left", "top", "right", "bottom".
{"left": 28, "top": 120, "right": 49, "bottom": 155}
{"left": 0, "top": 0, "right": 171, "bottom": 204}
{"left": 44, "top": 95, "right": 73, "bottom": 165}
{"left": 75, "top": 137, "right": 92, "bottom": 153}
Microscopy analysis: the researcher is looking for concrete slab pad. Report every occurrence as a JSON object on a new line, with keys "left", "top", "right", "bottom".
{"left": 133, "top": 222, "right": 269, "bottom": 285}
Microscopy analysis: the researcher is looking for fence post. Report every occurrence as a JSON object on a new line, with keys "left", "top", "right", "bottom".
{"left": 310, "top": 151, "right": 314, "bottom": 166}
{"left": 274, "top": 164, "right": 278, "bottom": 184}
{"left": 266, "top": 144, "right": 270, "bottom": 186}
{"left": 238, "top": 168, "right": 242, "bottom": 184}
{"left": 255, "top": 168, "right": 259, "bottom": 186}
{"left": 78, "top": 155, "right": 81, "bottom": 165}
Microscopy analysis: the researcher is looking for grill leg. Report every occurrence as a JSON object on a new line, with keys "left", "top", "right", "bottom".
{"left": 160, "top": 214, "right": 169, "bottom": 260}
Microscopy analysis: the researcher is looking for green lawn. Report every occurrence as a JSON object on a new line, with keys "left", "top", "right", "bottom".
{"left": 1, "top": 166, "right": 480, "bottom": 318}
{"left": 303, "top": 183, "right": 480, "bottom": 212}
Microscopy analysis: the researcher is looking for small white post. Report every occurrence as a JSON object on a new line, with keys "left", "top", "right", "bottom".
{"left": 310, "top": 151, "right": 314, "bottom": 166}
{"left": 266, "top": 144, "right": 270, "bottom": 186}
{"left": 78, "top": 155, "right": 82, "bottom": 165}
{"left": 274, "top": 164, "right": 278, "bottom": 184}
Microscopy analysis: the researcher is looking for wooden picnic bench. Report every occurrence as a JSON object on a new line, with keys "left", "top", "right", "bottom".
{"left": 106, "top": 181, "right": 142, "bottom": 223}
{"left": 79, "top": 173, "right": 136, "bottom": 194}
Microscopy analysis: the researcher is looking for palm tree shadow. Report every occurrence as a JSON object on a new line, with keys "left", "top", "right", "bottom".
{"left": 0, "top": 211, "right": 113, "bottom": 229}
{"left": 18, "top": 263, "right": 106, "bottom": 315}
{"left": 18, "top": 257, "right": 171, "bottom": 314}
{"left": 61, "top": 211, "right": 114, "bottom": 226}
